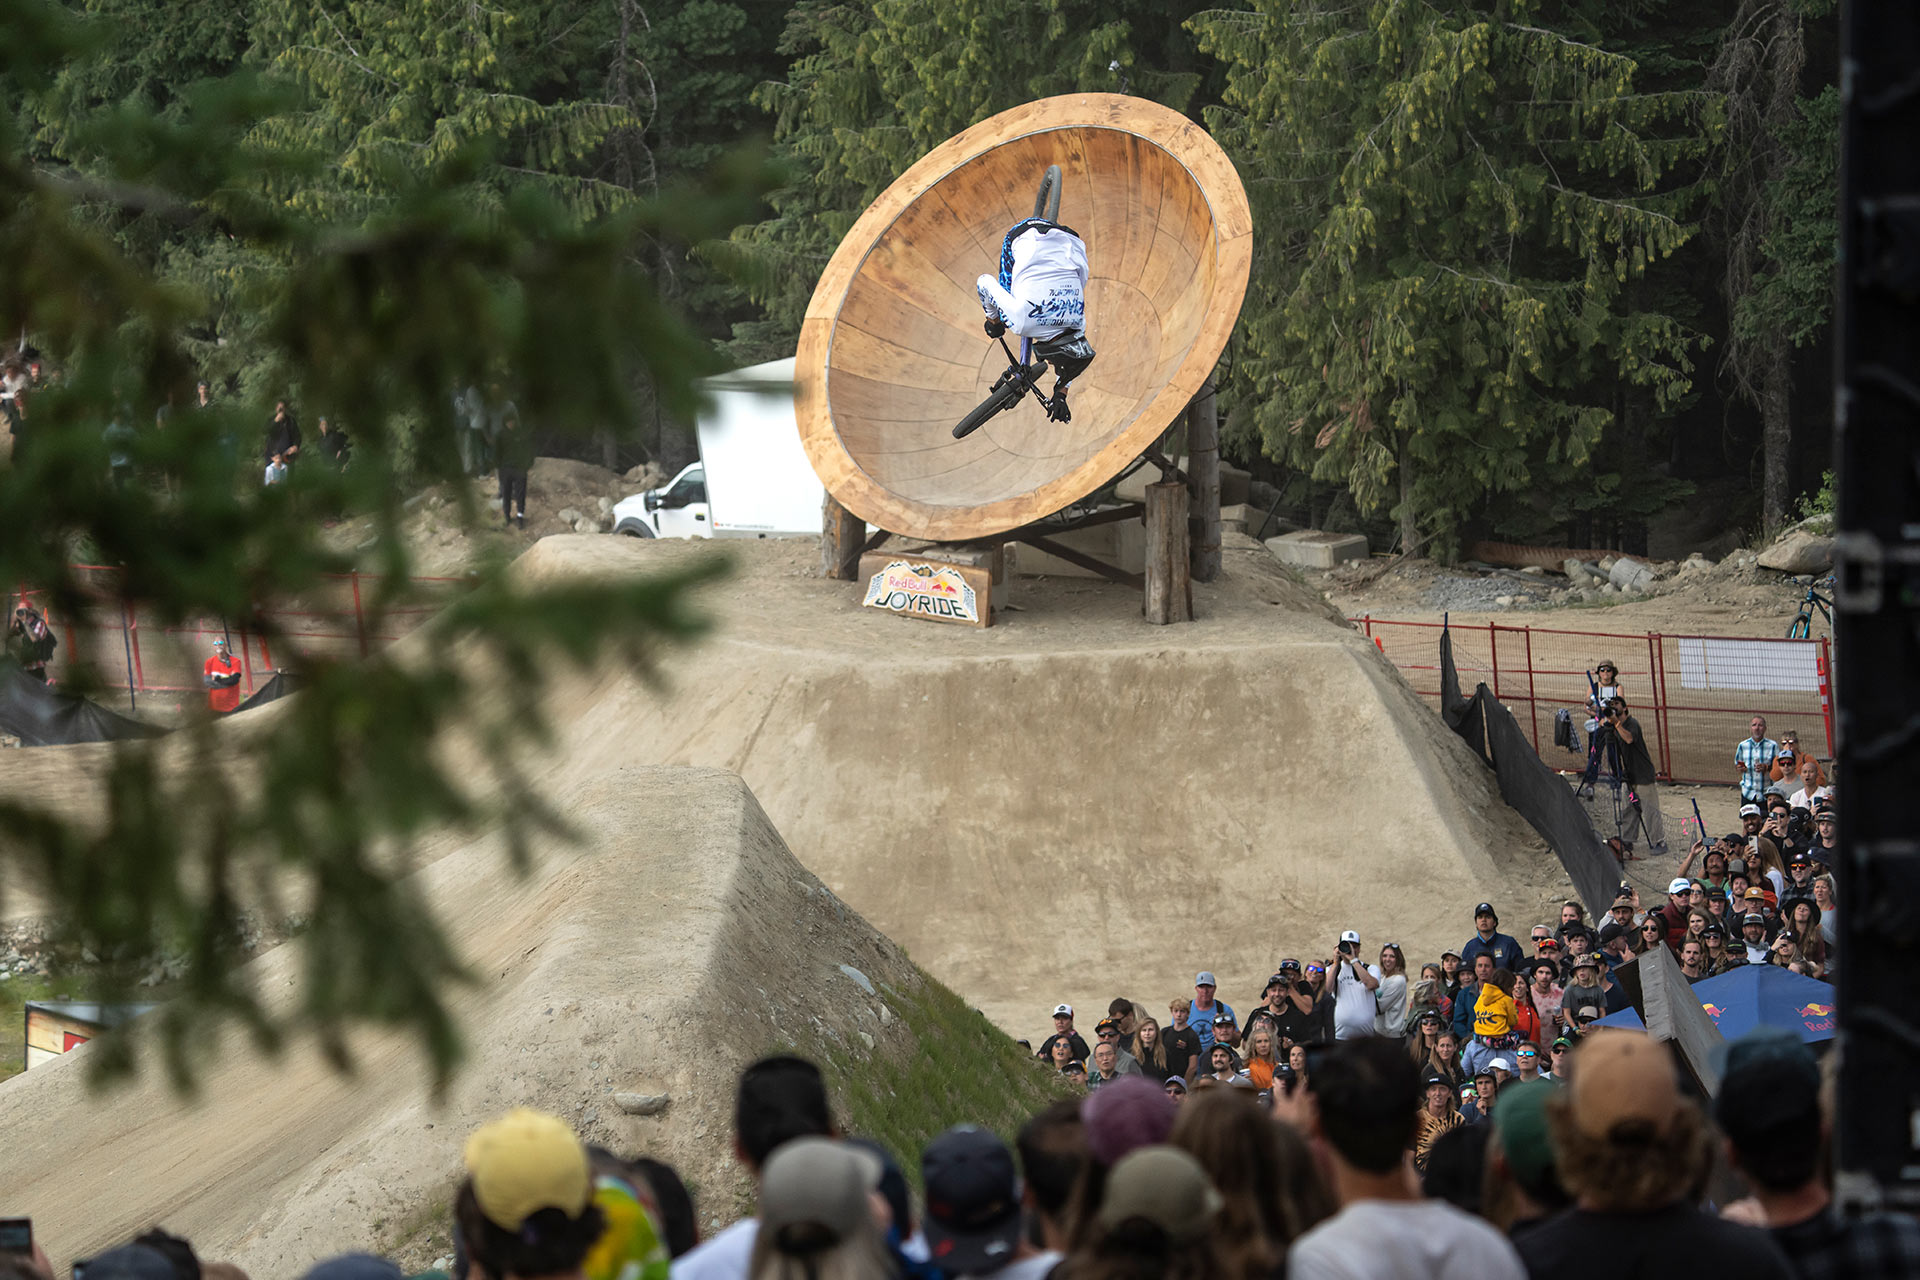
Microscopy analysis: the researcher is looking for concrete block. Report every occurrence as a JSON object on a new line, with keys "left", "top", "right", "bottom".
{"left": 1609, "top": 558, "right": 1656, "bottom": 593}
{"left": 1010, "top": 520, "right": 1146, "bottom": 579}
{"left": 1265, "top": 530, "right": 1368, "bottom": 569}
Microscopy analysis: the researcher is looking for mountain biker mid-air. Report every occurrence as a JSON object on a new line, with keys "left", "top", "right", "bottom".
{"left": 975, "top": 217, "right": 1096, "bottom": 422}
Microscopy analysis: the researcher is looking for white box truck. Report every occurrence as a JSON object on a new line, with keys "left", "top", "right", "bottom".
{"left": 612, "top": 357, "right": 824, "bottom": 539}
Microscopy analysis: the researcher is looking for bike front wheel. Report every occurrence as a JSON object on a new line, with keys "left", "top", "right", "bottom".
{"left": 952, "top": 374, "right": 1030, "bottom": 439}
{"left": 1786, "top": 613, "right": 1811, "bottom": 640}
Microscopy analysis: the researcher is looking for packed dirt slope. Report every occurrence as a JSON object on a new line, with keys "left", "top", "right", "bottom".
{"left": 0, "top": 768, "right": 935, "bottom": 1275}
{"left": 520, "top": 534, "right": 1568, "bottom": 1031}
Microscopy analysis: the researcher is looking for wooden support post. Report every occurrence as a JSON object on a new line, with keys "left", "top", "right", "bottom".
{"left": 821, "top": 492, "right": 864, "bottom": 580}
{"left": 1186, "top": 383, "right": 1221, "bottom": 582}
{"left": 1143, "top": 482, "right": 1193, "bottom": 624}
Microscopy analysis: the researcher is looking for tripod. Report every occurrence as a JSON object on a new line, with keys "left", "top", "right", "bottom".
{"left": 1577, "top": 702, "right": 1643, "bottom": 848}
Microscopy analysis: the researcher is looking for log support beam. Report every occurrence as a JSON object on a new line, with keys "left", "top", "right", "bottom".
{"left": 1144, "top": 481, "right": 1193, "bottom": 624}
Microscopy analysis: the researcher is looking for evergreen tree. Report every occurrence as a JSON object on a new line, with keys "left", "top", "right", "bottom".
{"left": 0, "top": 0, "right": 763, "bottom": 1090}
{"left": 1192, "top": 0, "right": 1714, "bottom": 557}
{"left": 1709, "top": 0, "right": 1837, "bottom": 529}
{"left": 723, "top": 0, "right": 1208, "bottom": 359}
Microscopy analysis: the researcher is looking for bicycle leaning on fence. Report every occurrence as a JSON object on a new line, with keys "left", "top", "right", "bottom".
{"left": 1785, "top": 574, "right": 1834, "bottom": 639}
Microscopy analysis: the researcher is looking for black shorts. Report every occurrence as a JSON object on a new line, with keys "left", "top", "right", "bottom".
{"left": 497, "top": 466, "right": 528, "bottom": 508}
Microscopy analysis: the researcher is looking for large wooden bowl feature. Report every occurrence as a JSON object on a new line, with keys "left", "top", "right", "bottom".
{"left": 796, "top": 94, "right": 1252, "bottom": 542}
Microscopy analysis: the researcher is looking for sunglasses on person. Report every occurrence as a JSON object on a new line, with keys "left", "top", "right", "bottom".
{"left": 1531, "top": 932, "right": 1551, "bottom": 941}
{"left": 1517, "top": 1050, "right": 1537, "bottom": 1060}
{"left": 1097, "top": 1028, "right": 1119, "bottom": 1038}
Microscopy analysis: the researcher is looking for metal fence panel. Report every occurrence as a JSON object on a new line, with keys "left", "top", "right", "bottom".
{"left": 1352, "top": 616, "right": 1834, "bottom": 784}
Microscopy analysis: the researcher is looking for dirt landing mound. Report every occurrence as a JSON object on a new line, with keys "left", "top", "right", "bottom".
{"left": 516, "top": 536, "right": 1566, "bottom": 1034}
{"left": 0, "top": 768, "right": 934, "bottom": 1275}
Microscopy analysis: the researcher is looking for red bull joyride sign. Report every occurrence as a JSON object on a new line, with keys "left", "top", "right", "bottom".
{"left": 860, "top": 558, "right": 991, "bottom": 628}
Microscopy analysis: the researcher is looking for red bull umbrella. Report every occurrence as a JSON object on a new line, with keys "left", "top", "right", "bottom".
{"left": 1593, "top": 963, "right": 1836, "bottom": 1043}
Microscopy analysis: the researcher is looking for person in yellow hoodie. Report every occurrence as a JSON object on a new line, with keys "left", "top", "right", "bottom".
{"left": 1462, "top": 969, "right": 1519, "bottom": 1077}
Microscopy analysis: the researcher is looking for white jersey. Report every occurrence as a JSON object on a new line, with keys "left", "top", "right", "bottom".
{"left": 977, "top": 221, "right": 1089, "bottom": 340}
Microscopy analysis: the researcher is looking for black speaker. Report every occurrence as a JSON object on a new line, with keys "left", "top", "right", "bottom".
{"left": 1833, "top": 0, "right": 1920, "bottom": 1213}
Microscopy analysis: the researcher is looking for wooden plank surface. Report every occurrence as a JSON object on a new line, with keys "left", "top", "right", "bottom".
{"left": 796, "top": 94, "right": 1253, "bottom": 542}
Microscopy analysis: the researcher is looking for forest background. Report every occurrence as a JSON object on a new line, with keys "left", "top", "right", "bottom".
{"left": 11, "top": 0, "right": 1838, "bottom": 558}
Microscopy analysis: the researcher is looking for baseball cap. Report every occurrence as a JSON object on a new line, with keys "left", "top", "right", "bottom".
{"left": 1571, "top": 954, "right": 1599, "bottom": 971}
{"left": 1082, "top": 1076, "right": 1176, "bottom": 1167}
{"left": 1098, "top": 1146, "right": 1222, "bottom": 1243}
{"left": 1194, "top": 971, "right": 1217, "bottom": 987}
{"left": 1165, "top": 1076, "right": 1188, "bottom": 1093}
{"left": 1788, "top": 852, "right": 1812, "bottom": 867}
{"left": 1440, "top": 948, "right": 1461, "bottom": 960}
{"left": 1536, "top": 937, "right": 1560, "bottom": 951}
{"left": 760, "top": 1137, "right": 884, "bottom": 1246}
{"left": 1490, "top": 1080, "right": 1561, "bottom": 1201}
{"left": 1740, "top": 804, "right": 1762, "bottom": 817}
{"left": 1490, "top": 1056, "right": 1516, "bottom": 1072}
{"left": 1418, "top": 1009, "right": 1443, "bottom": 1023}
{"left": 1666, "top": 877, "right": 1691, "bottom": 895}
{"left": 1573, "top": 1004, "right": 1602, "bottom": 1022}
{"left": 1598, "top": 922, "right": 1629, "bottom": 946}
{"left": 1474, "top": 902, "right": 1497, "bottom": 918}
{"left": 1263, "top": 972, "right": 1287, "bottom": 992}
{"left": 1743, "top": 911, "right": 1767, "bottom": 926}
{"left": 1713, "top": 1028, "right": 1821, "bottom": 1138}
{"left": 1816, "top": 809, "right": 1836, "bottom": 821}
{"left": 1567, "top": 1029, "right": 1680, "bottom": 1138}
{"left": 1211, "top": 1012, "right": 1235, "bottom": 1027}
{"left": 921, "top": 1126, "right": 1023, "bottom": 1274}
{"left": 1473, "top": 1068, "right": 1496, "bottom": 1083}
{"left": 1052, "top": 1003, "right": 1073, "bottom": 1018}
{"left": 1424, "top": 1074, "right": 1450, "bottom": 1089}
{"left": 72, "top": 1247, "right": 175, "bottom": 1280}
{"left": 1339, "top": 929, "right": 1361, "bottom": 945}
{"left": 464, "top": 1107, "right": 591, "bottom": 1231}
{"left": 1703, "top": 922, "right": 1726, "bottom": 938}
{"left": 1095, "top": 1017, "right": 1122, "bottom": 1035}
{"left": 1277, "top": 958, "right": 1302, "bottom": 973}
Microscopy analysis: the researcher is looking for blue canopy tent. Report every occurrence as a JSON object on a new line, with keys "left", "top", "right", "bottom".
{"left": 1593, "top": 964, "right": 1836, "bottom": 1043}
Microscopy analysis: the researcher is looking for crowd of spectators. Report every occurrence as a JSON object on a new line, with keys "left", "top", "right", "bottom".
{"left": 15, "top": 1024, "right": 1908, "bottom": 1280}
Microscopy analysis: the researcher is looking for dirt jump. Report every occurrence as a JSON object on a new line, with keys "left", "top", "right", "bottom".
{"left": 0, "top": 768, "right": 944, "bottom": 1273}
{"left": 519, "top": 535, "right": 1566, "bottom": 1031}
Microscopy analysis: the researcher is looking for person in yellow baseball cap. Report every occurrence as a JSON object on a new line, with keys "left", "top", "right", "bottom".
{"left": 457, "top": 1108, "right": 605, "bottom": 1280}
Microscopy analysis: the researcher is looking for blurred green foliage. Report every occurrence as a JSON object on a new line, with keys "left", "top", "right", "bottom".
{"left": 0, "top": 0, "right": 772, "bottom": 1093}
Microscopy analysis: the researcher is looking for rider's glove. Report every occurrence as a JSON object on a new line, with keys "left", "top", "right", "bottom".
{"left": 983, "top": 317, "right": 1007, "bottom": 339}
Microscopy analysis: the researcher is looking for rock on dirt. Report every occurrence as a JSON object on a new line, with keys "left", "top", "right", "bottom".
{"left": 1758, "top": 528, "right": 1834, "bottom": 575}
{"left": 1609, "top": 558, "right": 1658, "bottom": 593}
{"left": 613, "top": 1092, "right": 671, "bottom": 1116}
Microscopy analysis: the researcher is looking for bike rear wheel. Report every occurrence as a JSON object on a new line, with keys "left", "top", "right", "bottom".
{"left": 1033, "top": 165, "right": 1062, "bottom": 221}
{"left": 952, "top": 373, "right": 1031, "bottom": 439}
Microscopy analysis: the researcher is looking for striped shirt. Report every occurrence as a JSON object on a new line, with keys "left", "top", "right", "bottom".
{"left": 1736, "top": 736, "right": 1779, "bottom": 799}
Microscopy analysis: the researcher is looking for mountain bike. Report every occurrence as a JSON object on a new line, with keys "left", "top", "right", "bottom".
{"left": 1785, "top": 574, "right": 1834, "bottom": 638}
{"left": 951, "top": 165, "right": 1079, "bottom": 440}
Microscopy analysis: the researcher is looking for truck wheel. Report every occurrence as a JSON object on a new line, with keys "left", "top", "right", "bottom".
{"left": 615, "top": 521, "right": 656, "bottom": 539}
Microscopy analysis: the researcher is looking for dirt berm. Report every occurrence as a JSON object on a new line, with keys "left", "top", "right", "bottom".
{"left": 0, "top": 768, "right": 1006, "bottom": 1274}
{"left": 521, "top": 534, "right": 1566, "bottom": 1032}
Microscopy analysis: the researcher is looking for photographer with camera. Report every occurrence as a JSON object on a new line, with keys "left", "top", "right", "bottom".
{"left": 1264, "top": 959, "right": 1328, "bottom": 1047}
{"left": 1603, "top": 695, "right": 1668, "bottom": 855}
{"left": 1329, "top": 930, "right": 1381, "bottom": 1042}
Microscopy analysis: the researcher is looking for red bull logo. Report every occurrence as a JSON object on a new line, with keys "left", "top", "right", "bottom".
{"left": 1701, "top": 1003, "right": 1724, "bottom": 1023}
{"left": 1799, "top": 1001, "right": 1835, "bottom": 1034}
{"left": 863, "top": 560, "right": 981, "bottom": 624}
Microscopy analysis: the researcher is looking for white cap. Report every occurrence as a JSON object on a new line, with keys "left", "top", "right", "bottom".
{"left": 1491, "top": 1057, "right": 1516, "bottom": 1072}
{"left": 1340, "top": 930, "right": 1361, "bottom": 945}
{"left": 1051, "top": 1004, "right": 1072, "bottom": 1018}
{"left": 1667, "top": 877, "right": 1692, "bottom": 895}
